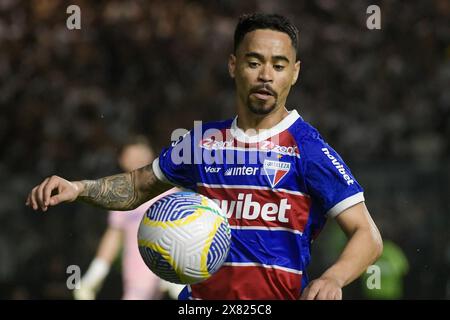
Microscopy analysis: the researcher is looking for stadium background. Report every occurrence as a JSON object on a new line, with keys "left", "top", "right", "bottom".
{"left": 0, "top": 0, "right": 449, "bottom": 299}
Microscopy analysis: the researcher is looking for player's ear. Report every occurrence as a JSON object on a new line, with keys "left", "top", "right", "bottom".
{"left": 292, "top": 60, "right": 301, "bottom": 85}
{"left": 228, "top": 54, "right": 236, "bottom": 79}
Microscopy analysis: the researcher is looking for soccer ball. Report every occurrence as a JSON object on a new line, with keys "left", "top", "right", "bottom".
{"left": 137, "top": 191, "right": 231, "bottom": 285}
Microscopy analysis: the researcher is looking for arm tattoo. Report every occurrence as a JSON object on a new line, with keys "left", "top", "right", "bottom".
{"left": 78, "top": 172, "right": 140, "bottom": 210}
{"left": 138, "top": 165, "right": 169, "bottom": 196}
{"left": 77, "top": 165, "right": 171, "bottom": 211}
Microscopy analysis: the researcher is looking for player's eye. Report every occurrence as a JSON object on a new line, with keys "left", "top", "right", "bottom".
{"left": 274, "top": 65, "right": 285, "bottom": 71}
{"left": 248, "top": 61, "right": 260, "bottom": 68}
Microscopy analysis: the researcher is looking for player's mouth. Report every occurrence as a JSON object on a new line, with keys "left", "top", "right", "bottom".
{"left": 250, "top": 88, "right": 275, "bottom": 101}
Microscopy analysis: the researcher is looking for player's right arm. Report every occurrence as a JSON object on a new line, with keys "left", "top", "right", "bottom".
{"left": 26, "top": 164, "right": 172, "bottom": 212}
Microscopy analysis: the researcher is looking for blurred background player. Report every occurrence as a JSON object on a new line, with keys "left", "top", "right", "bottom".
{"left": 73, "top": 136, "right": 182, "bottom": 300}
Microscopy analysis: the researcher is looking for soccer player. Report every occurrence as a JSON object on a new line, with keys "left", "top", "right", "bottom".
{"left": 26, "top": 13, "right": 383, "bottom": 300}
{"left": 73, "top": 136, "right": 182, "bottom": 300}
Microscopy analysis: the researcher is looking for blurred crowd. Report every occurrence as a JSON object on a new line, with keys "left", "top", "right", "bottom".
{"left": 0, "top": 0, "right": 449, "bottom": 299}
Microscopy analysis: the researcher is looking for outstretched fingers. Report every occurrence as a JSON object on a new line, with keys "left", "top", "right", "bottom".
{"left": 43, "top": 176, "right": 61, "bottom": 208}
{"left": 27, "top": 176, "right": 79, "bottom": 212}
{"left": 26, "top": 176, "right": 61, "bottom": 211}
{"left": 37, "top": 177, "right": 50, "bottom": 211}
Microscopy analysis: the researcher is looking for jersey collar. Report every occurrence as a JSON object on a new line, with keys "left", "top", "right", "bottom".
{"left": 230, "top": 109, "right": 300, "bottom": 143}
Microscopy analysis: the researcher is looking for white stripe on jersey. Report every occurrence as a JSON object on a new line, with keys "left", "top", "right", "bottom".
{"left": 197, "top": 182, "right": 310, "bottom": 198}
{"left": 229, "top": 225, "right": 303, "bottom": 236}
{"left": 222, "top": 262, "right": 303, "bottom": 275}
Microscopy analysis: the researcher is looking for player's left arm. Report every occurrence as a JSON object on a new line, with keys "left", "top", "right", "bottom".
{"left": 300, "top": 202, "right": 383, "bottom": 300}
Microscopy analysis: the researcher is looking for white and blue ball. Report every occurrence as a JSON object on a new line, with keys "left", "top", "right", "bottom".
{"left": 137, "top": 192, "right": 231, "bottom": 284}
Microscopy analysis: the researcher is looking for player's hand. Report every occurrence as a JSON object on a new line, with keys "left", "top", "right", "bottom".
{"left": 299, "top": 277, "right": 343, "bottom": 300}
{"left": 26, "top": 175, "right": 82, "bottom": 212}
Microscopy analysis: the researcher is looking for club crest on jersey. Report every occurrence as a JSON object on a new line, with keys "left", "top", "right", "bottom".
{"left": 263, "top": 160, "right": 291, "bottom": 188}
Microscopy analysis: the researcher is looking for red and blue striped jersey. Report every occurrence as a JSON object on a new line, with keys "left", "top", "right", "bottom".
{"left": 152, "top": 110, "right": 364, "bottom": 300}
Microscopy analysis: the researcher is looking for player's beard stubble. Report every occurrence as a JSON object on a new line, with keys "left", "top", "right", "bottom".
{"left": 247, "top": 84, "right": 278, "bottom": 115}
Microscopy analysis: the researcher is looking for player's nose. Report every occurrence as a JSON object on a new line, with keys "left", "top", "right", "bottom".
{"left": 257, "top": 64, "right": 273, "bottom": 83}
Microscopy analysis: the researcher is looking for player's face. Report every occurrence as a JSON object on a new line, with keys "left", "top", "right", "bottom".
{"left": 229, "top": 29, "right": 300, "bottom": 115}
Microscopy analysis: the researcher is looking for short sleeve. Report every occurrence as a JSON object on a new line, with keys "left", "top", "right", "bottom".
{"left": 302, "top": 134, "right": 364, "bottom": 218}
{"left": 152, "top": 131, "right": 197, "bottom": 191}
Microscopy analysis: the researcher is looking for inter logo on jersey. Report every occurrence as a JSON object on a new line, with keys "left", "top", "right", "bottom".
{"left": 263, "top": 160, "right": 291, "bottom": 188}
{"left": 224, "top": 166, "right": 259, "bottom": 176}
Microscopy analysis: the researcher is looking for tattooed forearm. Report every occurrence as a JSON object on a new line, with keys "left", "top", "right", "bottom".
{"left": 76, "top": 164, "right": 172, "bottom": 211}
{"left": 136, "top": 165, "right": 170, "bottom": 196}
{"left": 78, "top": 172, "right": 140, "bottom": 210}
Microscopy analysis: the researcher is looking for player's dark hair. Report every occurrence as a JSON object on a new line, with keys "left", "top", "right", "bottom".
{"left": 234, "top": 13, "right": 299, "bottom": 59}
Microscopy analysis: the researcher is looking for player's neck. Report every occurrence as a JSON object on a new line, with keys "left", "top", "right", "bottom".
{"left": 236, "top": 105, "right": 289, "bottom": 134}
